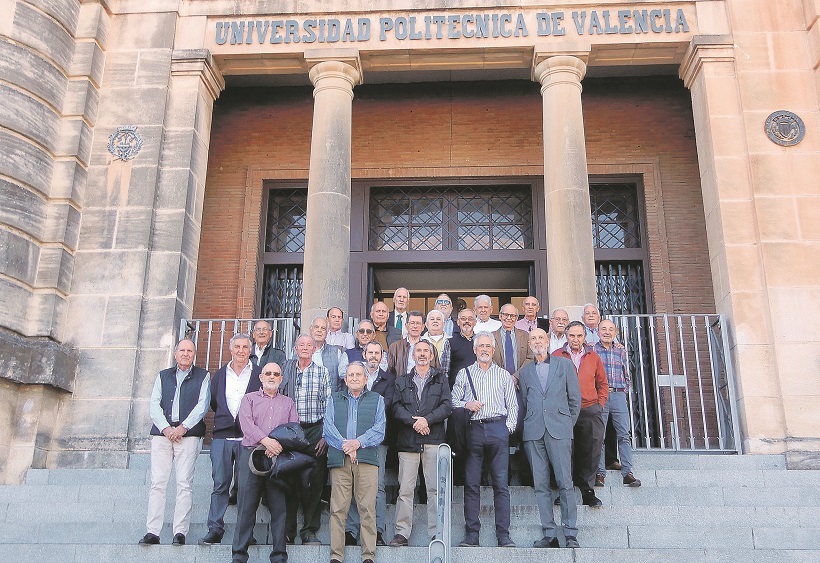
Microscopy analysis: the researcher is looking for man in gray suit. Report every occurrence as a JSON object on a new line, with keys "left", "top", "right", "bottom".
{"left": 518, "top": 328, "right": 582, "bottom": 549}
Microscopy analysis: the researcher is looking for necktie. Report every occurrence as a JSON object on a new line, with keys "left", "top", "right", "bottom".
{"left": 505, "top": 330, "right": 516, "bottom": 373}
{"left": 396, "top": 313, "right": 403, "bottom": 332}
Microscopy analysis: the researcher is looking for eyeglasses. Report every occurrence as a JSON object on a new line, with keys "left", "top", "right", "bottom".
{"left": 253, "top": 328, "right": 271, "bottom": 333}
{"left": 262, "top": 371, "right": 282, "bottom": 377}
{"left": 499, "top": 313, "right": 517, "bottom": 319}
{"left": 435, "top": 299, "right": 451, "bottom": 305}
{"left": 357, "top": 328, "right": 374, "bottom": 334}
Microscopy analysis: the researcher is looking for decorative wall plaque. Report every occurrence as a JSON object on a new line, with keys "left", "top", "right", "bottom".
{"left": 108, "top": 125, "right": 144, "bottom": 160}
{"left": 764, "top": 111, "right": 805, "bottom": 147}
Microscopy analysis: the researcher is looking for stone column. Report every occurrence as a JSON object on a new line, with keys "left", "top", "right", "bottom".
{"left": 300, "top": 54, "right": 361, "bottom": 331}
{"left": 533, "top": 50, "right": 597, "bottom": 319}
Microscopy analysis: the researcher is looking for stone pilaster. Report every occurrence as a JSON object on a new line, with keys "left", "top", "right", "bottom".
{"left": 300, "top": 52, "right": 361, "bottom": 330}
{"left": 532, "top": 49, "right": 597, "bottom": 320}
{"left": 679, "top": 36, "right": 785, "bottom": 458}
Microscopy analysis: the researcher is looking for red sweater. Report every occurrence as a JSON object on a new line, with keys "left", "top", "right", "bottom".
{"left": 553, "top": 346, "right": 609, "bottom": 409}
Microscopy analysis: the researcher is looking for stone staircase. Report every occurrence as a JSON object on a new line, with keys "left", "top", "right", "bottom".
{"left": 1, "top": 452, "right": 819, "bottom": 562}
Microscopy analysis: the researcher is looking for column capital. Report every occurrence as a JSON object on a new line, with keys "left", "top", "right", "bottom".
{"left": 305, "top": 49, "right": 362, "bottom": 91}
{"left": 170, "top": 49, "right": 225, "bottom": 100}
{"left": 679, "top": 35, "right": 735, "bottom": 88}
{"left": 532, "top": 55, "right": 588, "bottom": 93}
{"left": 531, "top": 43, "right": 590, "bottom": 83}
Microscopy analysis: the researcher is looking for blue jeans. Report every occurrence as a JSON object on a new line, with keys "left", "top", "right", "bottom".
{"left": 345, "top": 444, "right": 387, "bottom": 537}
{"left": 598, "top": 391, "right": 634, "bottom": 476}
{"left": 464, "top": 420, "right": 510, "bottom": 540}
{"left": 207, "top": 438, "right": 243, "bottom": 535}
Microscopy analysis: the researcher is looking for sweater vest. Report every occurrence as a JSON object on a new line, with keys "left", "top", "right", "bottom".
{"left": 150, "top": 366, "right": 208, "bottom": 437}
{"left": 326, "top": 390, "right": 380, "bottom": 468}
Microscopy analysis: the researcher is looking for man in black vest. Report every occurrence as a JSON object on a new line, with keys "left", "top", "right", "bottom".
{"left": 139, "top": 339, "right": 210, "bottom": 546}
{"left": 200, "top": 333, "right": 261, "bottom": 545}
{"left": 324, "top": 362, "right": 386, "bottom": 563}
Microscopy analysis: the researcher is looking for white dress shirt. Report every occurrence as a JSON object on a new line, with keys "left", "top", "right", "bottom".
{"left": 225, "top": 361, "right": 253, "bottom": 439}
{"left": 474, "top": 318, "right": 502, "bottom": 334}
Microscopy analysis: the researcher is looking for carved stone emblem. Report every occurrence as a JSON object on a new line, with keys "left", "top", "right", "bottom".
{"left": 107, "top": 125, "right": 144, "bottom": 160}
{"left": 764, "top": 111, "right": 805, "bottom": 147}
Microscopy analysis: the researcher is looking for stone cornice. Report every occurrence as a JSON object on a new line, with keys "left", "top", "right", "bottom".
{"left": 170, "top": 49, "right": 226, "bottom": 100}
{"left": 678, "top": 34, "right": 734, "bottom": 88}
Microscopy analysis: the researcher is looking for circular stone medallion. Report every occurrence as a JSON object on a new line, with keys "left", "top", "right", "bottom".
{"left": 764, "top": 111, "right": 805, "bottom": 147}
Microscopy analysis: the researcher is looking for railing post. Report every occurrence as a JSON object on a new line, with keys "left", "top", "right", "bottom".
{"left": 719, "top": 315, "right": 743, "bottom": 452}
{"left": 430, "top": 443, "right": 452, "bottom": 563}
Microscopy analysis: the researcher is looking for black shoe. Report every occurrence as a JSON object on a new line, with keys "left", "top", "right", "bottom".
{"left": 301, "top": 532, "right": 321, "bottom": 545}
{"left": 533, "top": 536, "right": 560, "bottom": 548}
{"left": 199, "top": 530, "right": 223, "bottom": 545}
{"left": 228, "top": 492, "right": 238, "bottom": 505}
{"left": 565, "top": 536, "right": 580, "bottom": 548}
{"left": 138, "top": 533, "right": 160, "bottom": 545}
{"left": 285, "top": 535, "right": 295, "bottom": 545}
{"left": 458, "top": 536, "right": 479, "bottom": 547}
{"left": 498, "top": 537, "right": 516, "bottom": 547}
{"left": 582, "top": 492, "right": 603, "bottom": 507}
{"left": 250, "top": 536, "right": 258, "bottom": 545}
{"left": 172, "top": 533, "right": 185, "bottom": 546}
{"left": 345, "top": 531, "right": 358, "bottom": 546}
{"left": 376, "top": 532, "right": 386, "bottom": 546}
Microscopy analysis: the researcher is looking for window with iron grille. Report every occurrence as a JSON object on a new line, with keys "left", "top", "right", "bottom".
{"left": 265, "top": 188, "right": 308, "bottom": 252}
{"left": 369, "top": 185, "right": 533, "bottom": 251}
{"left": 261, "top": 265, "right": 302, "bottom": 319}
{"left": 590, "top": 183, "right": 641, "bottom": 249}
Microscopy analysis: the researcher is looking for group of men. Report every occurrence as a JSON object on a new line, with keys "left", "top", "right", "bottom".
{"left": 139, "top": 289, "right": 640, "bottom": 561}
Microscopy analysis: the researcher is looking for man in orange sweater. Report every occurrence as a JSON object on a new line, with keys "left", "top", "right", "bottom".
{"left": 553, "top": 321, "right": 608, "bottom": 507}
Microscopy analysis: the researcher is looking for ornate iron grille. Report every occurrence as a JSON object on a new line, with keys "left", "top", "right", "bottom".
{"left": 265, "top": 188, "right": 308, "bottom": 252}
{"left": 596, "top": 261, "right": 647, "bottom": 315}
{"left": 261, "top": 266, "right": 302, "bottom": 319}
{"left": 590, "top": 184, "right": 641, "bottom": 249}
{"left": 369, "top": 185, "right": 533, "bottom": 251}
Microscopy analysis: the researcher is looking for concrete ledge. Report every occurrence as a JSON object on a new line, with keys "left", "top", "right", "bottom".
{"left": 0, "top": 328, "right": 77, "bottom": 392}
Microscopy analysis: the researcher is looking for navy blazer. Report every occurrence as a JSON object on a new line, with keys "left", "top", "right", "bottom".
{"left": 210, "top": 362, "right": 262, "bottom": 439}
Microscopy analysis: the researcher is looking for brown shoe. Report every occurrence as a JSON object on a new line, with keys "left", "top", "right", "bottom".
{"left": 595, "top": 474, "right": 605, "bottom": 487}
{"left": 606, "top": 461, "right": 622, "bottom": 471}
{"left": 389, "top": 534, "right": 408, "bottom": 547}
{"left": 623, "top": 472, "right": 641, "bottom": 487}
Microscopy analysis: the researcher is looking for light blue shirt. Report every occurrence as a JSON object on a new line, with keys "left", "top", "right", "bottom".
{"left": 323, "top": 390, "right": 386, "bottom": 451}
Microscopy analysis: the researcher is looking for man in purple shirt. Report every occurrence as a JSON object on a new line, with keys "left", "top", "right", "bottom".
{"left": 233, "top": 362, "right": 299, "bottom": 563}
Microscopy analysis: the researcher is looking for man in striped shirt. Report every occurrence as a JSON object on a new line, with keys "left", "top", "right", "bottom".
{"left": 452, "top": 331, "right": 519, "bottom": 548}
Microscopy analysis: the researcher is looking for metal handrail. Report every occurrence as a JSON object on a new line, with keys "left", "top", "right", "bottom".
{"left": 430, "top": 444, "right": 452, "bottom": 563}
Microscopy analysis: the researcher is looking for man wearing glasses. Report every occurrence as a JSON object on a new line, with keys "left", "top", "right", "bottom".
{"left": 548, "top": 309, "right": 570, "bottom": 353}
{"left": 250, "top": 320, "right": 286, "bottom": 369}
{"left": 493, "top": 304, "right": 533, "bottom": 382}
{"left": 345, "top": 320, "right": 387, "bottom": 371}
{"left": 434, "top": 293, "right": 457, "bottom": 337}
{"left": 232, "top": 363, "right": 298, "bottom": 563}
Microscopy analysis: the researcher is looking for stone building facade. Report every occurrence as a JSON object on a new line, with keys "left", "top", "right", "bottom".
{"left": 0, "top": 0, "right": 818, "bottom": 483}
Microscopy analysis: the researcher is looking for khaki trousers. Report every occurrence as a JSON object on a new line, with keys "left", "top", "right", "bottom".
{"left": 330, "top": 457, "right": 378, "bottom": 561}
{"left": 394, "top": 445, "right": 439, "bottom": 539}
{"left": 146, "top": 435, "right": 202, "bottom": 535}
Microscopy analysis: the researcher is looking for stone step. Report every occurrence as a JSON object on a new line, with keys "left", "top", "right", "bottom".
{"left": 4, "top": 500, "right": 819, "bottom": 549}
{"left": 2, "top": 544, "right": 819, "bottom": 563}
